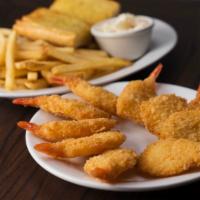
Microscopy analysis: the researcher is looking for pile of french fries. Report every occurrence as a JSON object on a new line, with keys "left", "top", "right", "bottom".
{"left": 0, "top": 28, "right": 131, "bottom": 91}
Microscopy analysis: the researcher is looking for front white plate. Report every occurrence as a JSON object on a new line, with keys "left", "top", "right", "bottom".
{"left": 0, "top": 18, "right": 177, "bottom": 98}
{"left": 26, "top": 82, "right": 200, "bottom": 192}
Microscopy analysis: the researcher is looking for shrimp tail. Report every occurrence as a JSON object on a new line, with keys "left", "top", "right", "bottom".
{"left": 12, "top": 97, "right": 39, "bottom": 107}
{"left": 149, "top": 63, "right": 163, "bottom": 80}
{"left": 188, "top": 84, "right": 200, "bottom": 107}
{"left": 50, "top": 75, "right": 81, "bottom": 86}
{"left": 49, "top": 76, "right": 66, "bottom": 85}
{"left": 196, "top": 84, "right": 200, "bottom": 99}
{"left": 17, "top": 121, "right": 39, "bottom": 132}
{"left": 34, "top": 143, "right": 64, "bottom": 158}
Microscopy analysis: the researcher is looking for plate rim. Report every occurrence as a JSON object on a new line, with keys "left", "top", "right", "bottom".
{"left": 0, "top": 18, "right": 177, "bottom": 98}
{"left": 25, "top": 82, "right": 200, "bottom": 192}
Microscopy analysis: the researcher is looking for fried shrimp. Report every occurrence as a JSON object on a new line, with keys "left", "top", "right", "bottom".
{"left": 13, "top": 95, "right": 110, "bottom": 120}
{"left": 35, "top": 131, "right": 126, "bottom": 158}
{"left": 140, "top": 94, "right": 187, "bottom": 136}
{"left": 84, "top": 148, "right": 137, "bottom": 180}
{"left": 51, "top": 76, "right": 118, "bottom": 115}
{"left": 117, "top": 64, "right": 163, "bottom": 124}
{"left": 138, "top": 139, "right": 200, "bottom": 177}
{"left": 18, "top": 118, "right": 117, "bottom": 142}
{"left": 158, "top": 109, "right": 200, "bottom": 141}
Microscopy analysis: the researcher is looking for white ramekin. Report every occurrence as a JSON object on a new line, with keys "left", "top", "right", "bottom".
{"left": 91, "top": 15, "right": 154, "bottom": 60}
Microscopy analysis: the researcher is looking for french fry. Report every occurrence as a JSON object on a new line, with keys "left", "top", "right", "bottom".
{"left": 43, "top": 44, "right": 85, "bottom": 63}
{"left": 27, "top": 72, "right": 38, "bottom": 81}
{"left": 15, "top": 69, "right": 28, "bottom": 77}
{"left": 73, "top": 53, "right": 107, "bottom": 62}
{"left": 51, "top": 64, "right": 77, "bottom": 74}
{"left": 41, "top": 70, "right": 80, "bottom": 84}
{"left": 51, "top": 46, "right": 74, "bottom": 54}
{"left": 0, "top": 32, "right": 7, "bottom": 65}
{"left": 15, "top": 60, "right": 61, "bottom": 71}
{"left": 0, "top": 28, "right": 12, "bottom": 37}
{"left": 24, "top": 79, "right": 49, "bottom": 89}
{"left": 42, "top": 68, "right": 97, "bottom": 84}
{"left": 5, "top": 31, "right": 16, "bottom": 90}
{"left": 71, "top": 49, "right": 109, "bottom": 61}
{"left": 44, "top": 44, "right": 106, "bottom": 63}
{"left": 15, "top": 78, "right": 27, "bottom": 89}
{"left": 17, "top": 42, "right": 42, "bottom": 51}
{"left": 41, "top": 70, "right": 55, "bottom": 84}
{"left": 0, "top": 79, "right": 4, "bottom": 87}
{"left": 16, "top": 50, "right": 46, "bottom": 60}
{"left": 0, "top": 67, "right": 27, "bottom": 78}
{"left": 17, "top": 38, "right": 47, "bottom": 51}
{"left": 51, "top": 58, "right": 131, "bottom": 74}
{"left": 0, "top": 67, "right": 4, "bottom": 79}
{"left": 77, "top": 49, "right": 108, "bottom": 57}
{"left": 0, "top": 78, "right": 27, "bottom": 89}
{"left": 72, "top": 69, "right": 98, "bottom": 80}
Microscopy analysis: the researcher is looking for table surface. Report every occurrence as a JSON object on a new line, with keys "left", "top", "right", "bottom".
{"left": 0, "top": 0, "right": 200, "bottom": 199}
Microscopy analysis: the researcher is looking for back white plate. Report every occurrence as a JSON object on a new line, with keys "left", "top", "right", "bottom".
{"left": 0, "top": 18, "right": 177, "bottom": 98}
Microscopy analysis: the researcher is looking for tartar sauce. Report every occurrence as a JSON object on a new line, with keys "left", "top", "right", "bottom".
{"left": 99, "top": 13, "right": 150, "bottom": 33}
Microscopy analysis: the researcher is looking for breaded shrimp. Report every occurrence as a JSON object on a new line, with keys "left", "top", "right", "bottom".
{"left": 35, "top": 131, "right": 126, "bottom": 158}
{"left": 18, "top": 118, "right": 117, "bottom": 142}
{"left": 138, "top": 139, "right": 200, "bottom": 177}
{"left": 84, "top": 148, "right": 137, "bottom": 180}
{"left": 13, "top": 95, "right": 110, "bottom": 120}
{"left": 51, "top": 76, "right": 117, "bottom": 115}
{"left": 140, "top": 94, "right": 187, "bottom": 136}
{"left": 117, "top": 64, "right": 163, "bottom": 124}
{"left": 159, "top": 109, "right": 200, "bottom": 141}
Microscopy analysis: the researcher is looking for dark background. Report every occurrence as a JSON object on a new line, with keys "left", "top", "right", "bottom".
{"left": 0, "top": 0, "right": 200, "bottom": 199}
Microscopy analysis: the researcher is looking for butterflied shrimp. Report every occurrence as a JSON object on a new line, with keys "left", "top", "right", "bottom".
{"left": 51, "top": 76, "right": 117, "bottom": 115}
{"left": 159, "top": 109, "right": 200, "bottom": 141}
{"left": 117, "top": 64, "right": 163, "bottom": 124}
{"left": 138, "top": 139, "right": 200, "bottom": 177}
{"left": 140, "top": 94, "right": 187, "bottom": 136}
{"left": 18, "top": 118, "right": 116, "bottom": 142}
{"left": 35, "top": 131, "right": 126, "bottom": 158}
{"left": 13, "top": 95, "right": 110, "bottom": 120}
{"left": 84, "top": 148, "right": 137, "bottom": 181}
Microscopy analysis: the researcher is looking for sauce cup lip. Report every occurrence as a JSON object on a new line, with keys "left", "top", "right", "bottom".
{"left": 91, "top": 15, "right": 154, "bottom": 38}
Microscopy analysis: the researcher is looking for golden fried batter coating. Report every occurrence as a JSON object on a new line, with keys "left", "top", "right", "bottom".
{"left": 117, "top": 64, "right": 163, "bottom": 124}
{"left": 18, "top": 118, "right": 117, "bottom": 142}
{"left": 140, "top": 94, "right": 187, "bottom": 136}
{"left": 35, "top": 131, "right": 126, "bottom": 158}
{"left": 84, "top": 148, "right": 137, "bottom": 180}
{"left": 50, "top": 0, "right": 120, "bottom": 25}
{"left": 52, "top": 76, "right": 117, "bottom": 115}
{"left": 159, "top": 109, "right": 200, "bottom": 141}
{"left": 14, "top": 8, "right": 91, "bottom": 47}
{"left": 13, "top": 95, "right": 110, "bottom": 120}
{"left": 138, "top": 139, "right": 200, "bottom": 177}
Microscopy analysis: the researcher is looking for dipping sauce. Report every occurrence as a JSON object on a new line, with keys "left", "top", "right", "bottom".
{"left": 99, "top": 13, "right": 150, "bottom": 33}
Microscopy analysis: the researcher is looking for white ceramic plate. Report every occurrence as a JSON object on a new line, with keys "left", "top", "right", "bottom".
{"left": 0, "top": 18, "right": 177, "bottom": 98}
{"left": 26, "top": 82, "right": 200, "bottom": 192}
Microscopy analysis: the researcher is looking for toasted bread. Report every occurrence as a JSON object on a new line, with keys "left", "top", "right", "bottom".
{"left": 50, "top": 0, "right": 120, "bottom": 25}
{"left": 14, "top": 8, "right": 91, "bottom": 47}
